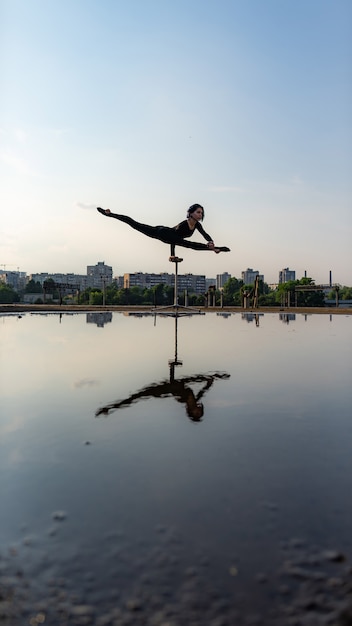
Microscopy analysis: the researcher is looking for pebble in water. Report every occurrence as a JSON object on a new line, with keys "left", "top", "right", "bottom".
{"left": 51, "top": 511, "right": 67, "bottom": 522}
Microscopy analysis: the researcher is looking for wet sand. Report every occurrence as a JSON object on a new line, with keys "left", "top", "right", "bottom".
{"left": 1, "top": 527, "right": 352, "bottom": 625}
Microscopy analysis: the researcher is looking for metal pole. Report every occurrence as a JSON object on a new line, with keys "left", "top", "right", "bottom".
{"left": 174, "top": 261, "right": 179, "bottom": 307}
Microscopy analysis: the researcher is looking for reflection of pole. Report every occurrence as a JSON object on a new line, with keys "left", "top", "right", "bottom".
{"left": 168, "top": 313, "right": 183, "bottom": 374}
{"left": 174, "top": 313, "right": 178, "bottom": 362}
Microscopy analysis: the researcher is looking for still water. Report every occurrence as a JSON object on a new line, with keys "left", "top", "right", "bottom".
{"left": 1, "top": 311, "right": 351, "bottom": 624}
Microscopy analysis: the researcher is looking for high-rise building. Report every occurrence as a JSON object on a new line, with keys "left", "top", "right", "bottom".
{"left": 279, "top": 268, "right": 296, "bottom": 283}
{"left": 86, "top": 261, "right": 113, "bottom": 289}
{"left": 241, "top": 268, "right": 264, "bottom": 284}
{"left": 216, "top": 272, "right": 231, "bottom": 289}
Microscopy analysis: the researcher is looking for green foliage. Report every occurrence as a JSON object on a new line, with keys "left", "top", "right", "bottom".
{"left": 25, "top": 279, "right": 42, "bottom": 293}
{"left": 0, "top": 283, "right": 20, "bottom": 303}
{"left": 339, "top": 286, "right": 352, "bottom": 300}
{"left": 89, "top": 291, "right": 103, "bottom": 305}
{"left": 222, "top": 277, "right": 243, "bottom": 305}
{"left": 275, "top": 277, "right": 325, "bottom": 307}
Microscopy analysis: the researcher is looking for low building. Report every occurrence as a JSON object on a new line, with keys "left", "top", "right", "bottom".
{"left": 124, "top": 272, "right": 173, "bottom": 290}
{"left": 0, "top": 271, "right": 27, "bottom": 291}
{"left": 124, "top": 272, "right": 206, "bottom": 294}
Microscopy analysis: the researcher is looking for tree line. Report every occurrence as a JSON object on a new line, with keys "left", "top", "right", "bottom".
{"left": 1, "top": 276, "right": 351, "bottom": 306}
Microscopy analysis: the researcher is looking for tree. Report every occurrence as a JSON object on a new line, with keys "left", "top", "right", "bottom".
{"left": 275, "top": 277, "right": 325, "bottom": 307}
{"left": 25, "top": 279, "right": 42, "bottom": 293}
{"left": 339, "top": 286, "right": 352, "bottom": 300}
{"left": 222, "top": 277, "right": 243, "bottom": 305}
{"left": 151, "top": 283, "right": 166, "bottom": 306}
{"left": 0, "top": 283, "right": 20, "bottom": 303}
{"left": 89, "top": 290, "right": 103, "bottom": 305}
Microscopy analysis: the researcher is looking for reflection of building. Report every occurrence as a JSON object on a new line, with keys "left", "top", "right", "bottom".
{"left": 86, "top": 312, "right": 113, "bottom": 327}
{"left": 279, "top": 313, "right": 296, "bottom": 324}
{"left": 241, "top": 268, "right": 264, "bottom": 284}
{"left": 216, "top": 272, "right": 231, "bottom": 289}
{"left": 279, "top": 268, "right": 296, "bottom": 283}
{"left": 241, "top": 313, "right": 264, "bottom": 323}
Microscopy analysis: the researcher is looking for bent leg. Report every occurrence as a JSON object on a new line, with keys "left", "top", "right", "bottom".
{"left": 175, "top": 239, "right": 230, "bottom": 252}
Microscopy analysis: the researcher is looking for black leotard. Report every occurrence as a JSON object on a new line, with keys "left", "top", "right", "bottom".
{"left": 97, "top": 208, "right": 230, "bottom": 253}
{"left": 174, "top": 220, "right": 213, "bottom": 242}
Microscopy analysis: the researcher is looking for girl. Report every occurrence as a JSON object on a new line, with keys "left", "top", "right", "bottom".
{"left": 97, "top": 203, "right": 230, "bottom": 260}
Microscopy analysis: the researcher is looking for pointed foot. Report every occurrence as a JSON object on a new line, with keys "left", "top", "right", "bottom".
{"left": 214, "top": 246, "right": 230, "bottom": 253}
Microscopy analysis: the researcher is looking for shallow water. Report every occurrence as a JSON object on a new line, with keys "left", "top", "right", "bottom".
{"left": 1, "top": 311, "right": 351, "bottom": 624}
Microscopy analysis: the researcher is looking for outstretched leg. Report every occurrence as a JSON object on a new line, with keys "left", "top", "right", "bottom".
{"left": 97, "top": 208, "right": 159, "bottom": 239}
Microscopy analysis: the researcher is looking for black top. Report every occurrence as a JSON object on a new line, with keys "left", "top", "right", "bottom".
{"left": 174, "top": 220, "right": 213, "bottom": 242}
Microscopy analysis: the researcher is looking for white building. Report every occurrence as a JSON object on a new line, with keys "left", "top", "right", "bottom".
{"left": 86, "top": 261, "right": 113, "bottom": 289}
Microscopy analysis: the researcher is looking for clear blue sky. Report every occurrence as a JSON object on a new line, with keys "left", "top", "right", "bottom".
{"left": 1, "top": 0, "right": 351, "bottom": 284}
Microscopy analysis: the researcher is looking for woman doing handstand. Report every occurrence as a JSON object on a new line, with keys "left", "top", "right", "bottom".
{"left": 97, "top": 204, "right": 230, "bottom": 260}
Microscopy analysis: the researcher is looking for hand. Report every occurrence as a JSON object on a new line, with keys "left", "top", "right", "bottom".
{"left": 207, "top": 241, "right": 215, "bottom": 249}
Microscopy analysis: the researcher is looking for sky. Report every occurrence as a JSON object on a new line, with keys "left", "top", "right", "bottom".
{"left": 1, "top": 0, "right": 351, "bottom": 285}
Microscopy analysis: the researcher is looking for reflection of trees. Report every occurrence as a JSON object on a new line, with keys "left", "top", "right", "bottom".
{"left": 95, "top": 371, "right": 230, "bottom": 421}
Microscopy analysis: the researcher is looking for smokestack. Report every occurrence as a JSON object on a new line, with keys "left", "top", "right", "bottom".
{"left": 304, "top": 270, "right": 307, "bottom": 278}
{"left": 329, "top": 270, "right": 332, "bottom": 287}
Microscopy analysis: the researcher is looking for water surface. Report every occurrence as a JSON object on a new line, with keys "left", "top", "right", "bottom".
{"left": 1, "top": 311, "right": 351, "bottom": 624}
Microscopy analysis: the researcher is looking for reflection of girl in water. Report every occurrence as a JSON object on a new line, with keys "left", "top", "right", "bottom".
{"left": 95, "top": 372, "right": 230, "bottom": 422}
{"left": 97, "top": 204, "right": 230, "bottom": 260}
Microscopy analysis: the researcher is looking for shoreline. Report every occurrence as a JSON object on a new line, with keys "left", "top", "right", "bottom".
{"left": 1, "top": 304, "right": 351, "bottom": 315}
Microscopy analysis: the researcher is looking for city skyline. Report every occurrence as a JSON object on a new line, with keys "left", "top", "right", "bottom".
{"left": 2, "top": 261, "right": 344, "bottom": 288}
{"left": 1, "top": 1, "right": 351, "bottom": 285}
